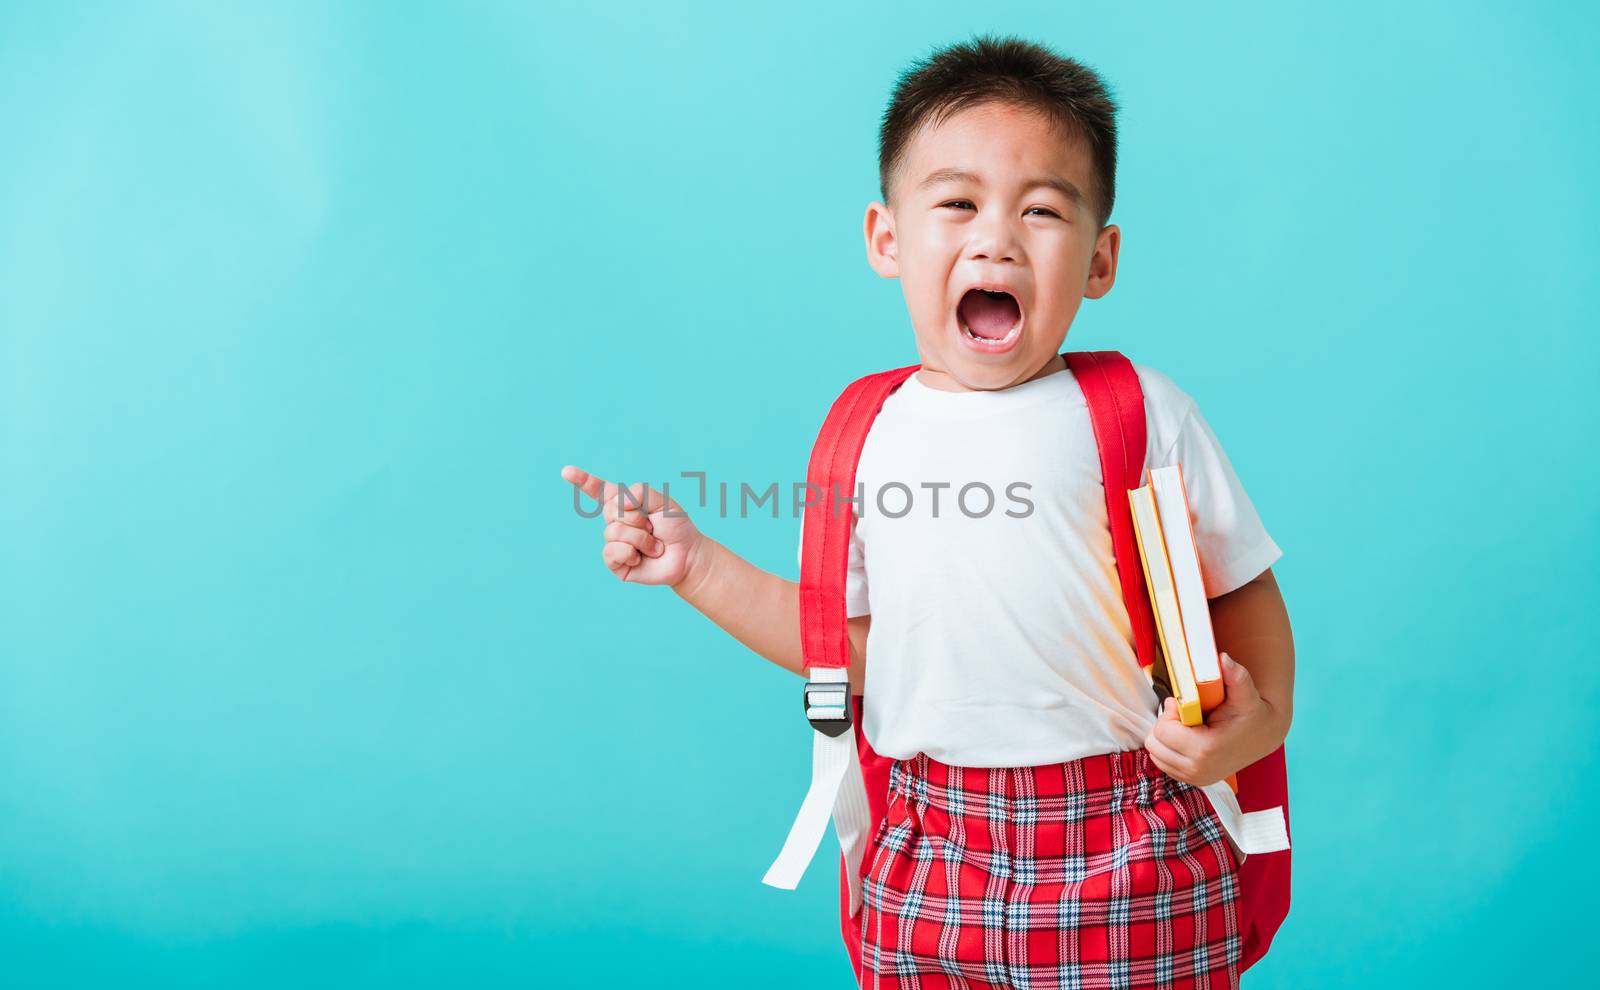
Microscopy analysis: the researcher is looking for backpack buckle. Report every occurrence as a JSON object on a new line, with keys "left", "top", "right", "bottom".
{"left": 803, "top": 669, "right": 852, "bottom": 738}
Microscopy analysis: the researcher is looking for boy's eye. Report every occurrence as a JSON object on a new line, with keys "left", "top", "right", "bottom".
{"left": 938, "top": 200, "right": 1061, "bottom": 219}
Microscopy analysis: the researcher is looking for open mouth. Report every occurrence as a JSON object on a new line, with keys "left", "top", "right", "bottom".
{"left": 957, "top": 287, "right": 1023, "bottom": 347}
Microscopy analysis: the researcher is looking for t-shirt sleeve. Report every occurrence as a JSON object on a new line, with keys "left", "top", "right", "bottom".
{"left": 795, "top": 511, "right": 870, "bottom": 617}
{"left": 1156, "top": 400, "right": 1283, "bottom": 599}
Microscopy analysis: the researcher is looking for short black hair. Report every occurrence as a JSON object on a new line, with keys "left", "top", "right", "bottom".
{"left": 877, "top": 34, "right": 1120, "bottom": 228}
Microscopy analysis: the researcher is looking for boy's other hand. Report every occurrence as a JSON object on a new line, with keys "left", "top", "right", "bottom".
{"left": 1143, "top": 652, "right": 1286, "bottom": 788}
{"left": 561, "top": 465, "right": 701, "bottom": 587}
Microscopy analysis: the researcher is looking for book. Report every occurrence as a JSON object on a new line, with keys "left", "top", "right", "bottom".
{"left": 1128, "top": 484, "right": 1204, "bottom": 727}
{"left": 1129, "top": 464, "right": 1239, "bottom": 795}
{"left": 1149, "top": 464, "right": 1224, "bottom": 712}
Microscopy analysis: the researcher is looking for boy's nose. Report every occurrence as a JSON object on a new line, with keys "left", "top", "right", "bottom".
{"left": 970, "top": 248, "right": 1017, "bottom": 263}
{"left": 966, "top": 221, "right": 1022, "bottom": 263}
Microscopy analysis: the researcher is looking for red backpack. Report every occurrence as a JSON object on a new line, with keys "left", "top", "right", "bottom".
{"left": 763, "top": 349, "right": 1291, "bottom": 980}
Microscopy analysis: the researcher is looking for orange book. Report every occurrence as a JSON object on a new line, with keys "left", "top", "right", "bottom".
{"left": 1149, "top": 465, "right": 1225, "bottom": 714}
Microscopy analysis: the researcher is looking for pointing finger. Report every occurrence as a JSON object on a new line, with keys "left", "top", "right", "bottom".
{"left": 561, "top": 464, "right": 609, "bottom": 502}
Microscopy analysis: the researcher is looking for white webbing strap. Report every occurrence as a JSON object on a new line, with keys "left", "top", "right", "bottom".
{"left": 761, "top": 669, "right": 873, "bottom": 917}
{"left": 1197, "top": 779, "right": 1291, "bottom": 865}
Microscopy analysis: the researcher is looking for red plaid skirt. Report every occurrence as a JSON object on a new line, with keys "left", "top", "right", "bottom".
{"left": 857, "top": 747, "right": 1241, "bottom": 989}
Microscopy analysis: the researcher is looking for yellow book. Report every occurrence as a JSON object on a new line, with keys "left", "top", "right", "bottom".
{"left": 1128, "top": 483, "right": 1204, "bottom": 727}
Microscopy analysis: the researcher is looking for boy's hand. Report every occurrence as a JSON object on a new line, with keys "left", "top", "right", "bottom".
{"left": 561, "top": 465, "right": 701, "bottom": 587}
{"left": 1143, "top": 652, "right": 1286, "bottom": 788}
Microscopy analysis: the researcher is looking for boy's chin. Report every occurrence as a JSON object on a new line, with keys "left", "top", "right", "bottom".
{"left": 935, "top": 349, "right": 1061, "bottom": 391}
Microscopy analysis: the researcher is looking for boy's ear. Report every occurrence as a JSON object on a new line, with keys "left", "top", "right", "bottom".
{"left": 1083, "top": 223, "right": 1121, "bottom": 300}
{"left": 864, "top": 200, "right": 900, "bottom": 278}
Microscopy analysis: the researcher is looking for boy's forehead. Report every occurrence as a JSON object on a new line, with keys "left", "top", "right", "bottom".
{"left": 898, "top": 102, "right": 1093, "bottom": 201}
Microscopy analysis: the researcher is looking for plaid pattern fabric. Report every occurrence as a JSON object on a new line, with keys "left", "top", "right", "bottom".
{"left": 857, "top": 747, "right": 1241, "bottom": 990}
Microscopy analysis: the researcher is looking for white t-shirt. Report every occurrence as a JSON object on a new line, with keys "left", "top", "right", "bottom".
{"left": 795, "top": 361, "right": 1282, "bottom": 767}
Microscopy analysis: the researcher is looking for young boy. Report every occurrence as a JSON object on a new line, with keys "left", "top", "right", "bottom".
{"left": 562, "top": 34, "right": 1294, "bottom": 989}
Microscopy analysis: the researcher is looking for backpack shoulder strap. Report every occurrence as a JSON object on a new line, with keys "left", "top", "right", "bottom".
{"left": 1063, "top": 350, "right": 1160, "bottom": 672}
{"left": 798, "top": 362, "right": 921, "bottom": 672}
{"left": 764, "top": 361, "right": 918, "bottom": 915}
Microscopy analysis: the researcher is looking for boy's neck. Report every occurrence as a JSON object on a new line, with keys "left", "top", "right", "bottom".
{"left": 915, "top": 353, "right": 1067, "bottom": 393}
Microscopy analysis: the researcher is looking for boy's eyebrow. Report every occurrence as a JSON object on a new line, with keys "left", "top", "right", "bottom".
{"left": 917, "top": 167, "right": 1084, "bottom": 205}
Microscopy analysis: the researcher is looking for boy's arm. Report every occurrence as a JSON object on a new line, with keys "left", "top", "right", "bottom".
{"left": 672, "top": 535, "right": 804, "bottom": 673}
{"left": 673, "top": 537, "right": 871, "bottom": 691}
{"left": 1144, "top": 567, "right": 1295, "bottom": 787}
{"left": 562, "top": 465, "right": 868, "bottom": 690}
{"left": 1209, "top": 567, "right": 1294, "bottom": 738}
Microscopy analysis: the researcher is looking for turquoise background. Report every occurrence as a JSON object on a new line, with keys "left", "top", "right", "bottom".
{"left": 2, "top": 1, "right": 1594, "bottom": 986}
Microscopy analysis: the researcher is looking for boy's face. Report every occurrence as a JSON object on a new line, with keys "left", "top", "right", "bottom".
{"left": 865, "top": 100, "right": 1120, "bottom": 392}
